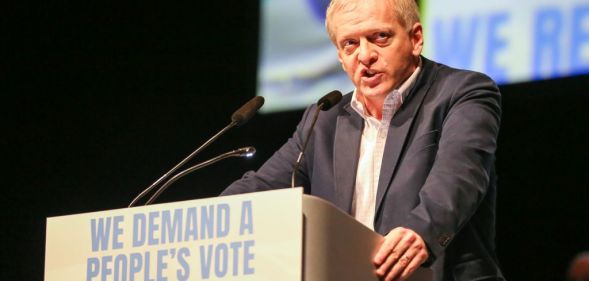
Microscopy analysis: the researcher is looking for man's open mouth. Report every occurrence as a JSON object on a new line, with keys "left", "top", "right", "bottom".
{"left": 363, "top": 69, "right": 377, "bottom": 78}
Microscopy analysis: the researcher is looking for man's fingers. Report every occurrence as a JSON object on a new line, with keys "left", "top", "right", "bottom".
{"left": 376, "top": 231, "right": 416, "bottom": 276}
{"left": 398, "top": 253, "right": 424, "bottom": 281}
{"left": 384, "top": 254, "right": 409, "bottom": 281}
{"left": 383, "top": 245, "right": 426, "bottom": 281}
{"left": 374, "top": 227, "right": 429, "bottom": 281}
{"left": 396, "top": 243, "right": 429, "bottom": 280}
{"left": 399, "top": 248, "right": 429, "bottom": 281}
{"left": 373, "top": 229, "right": 404, "bottom": 265}
{"left": 375, "top": 248, "right": 401, "bottom": 277}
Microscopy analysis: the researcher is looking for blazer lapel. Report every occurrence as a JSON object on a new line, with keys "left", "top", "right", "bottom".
{"left": 375, "top": 59, "right": 438, "bottom": 213}
{"left": 333, "top": 105, "right": 363, "bottom": 214}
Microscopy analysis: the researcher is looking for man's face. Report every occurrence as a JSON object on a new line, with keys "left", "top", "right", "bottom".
{"left": 331, "top": 0, "right": 423, "bottom": 99}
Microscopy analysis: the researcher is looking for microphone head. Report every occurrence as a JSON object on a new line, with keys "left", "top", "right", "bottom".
{"left": 237, "top": 146, "right": 256, "bottom": 158}
{"left": 231, "top": 96, "right": 265, "bottom": 126}
{"left": 317, "top": 90, "right": 343, "bottom": 111}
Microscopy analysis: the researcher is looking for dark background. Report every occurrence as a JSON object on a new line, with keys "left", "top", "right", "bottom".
{"left": 4, "top": 1, "right": 589, "bottom": 280}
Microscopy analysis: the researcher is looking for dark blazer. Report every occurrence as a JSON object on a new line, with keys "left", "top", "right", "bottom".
{"left": 222, "top": 57, "right": 505, "bottom": 281}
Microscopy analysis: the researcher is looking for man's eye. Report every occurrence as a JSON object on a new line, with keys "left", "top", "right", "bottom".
{"left": 376, "top": 32, "right": 390, "bottom": 40}
{"left": 340, "top": 40, "right": 357, "bottom": 53}
{"left": 342, "top": 40, "right": 356, "bottom": 48}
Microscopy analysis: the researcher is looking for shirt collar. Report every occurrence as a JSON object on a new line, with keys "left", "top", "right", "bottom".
{"left": 351, "top": 59, "right": 422, "bottom": 120}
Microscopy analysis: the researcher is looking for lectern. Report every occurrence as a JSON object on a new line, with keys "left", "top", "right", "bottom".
{"left": 45, "top": 188, "right": 431, "bottom": 281}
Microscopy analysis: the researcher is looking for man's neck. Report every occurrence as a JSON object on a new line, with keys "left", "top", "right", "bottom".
{"left": 357, "top": 58, "right": 422, "bottom": 120}
{"left": 360, "top": 94, "right": 386, "bottom": 120}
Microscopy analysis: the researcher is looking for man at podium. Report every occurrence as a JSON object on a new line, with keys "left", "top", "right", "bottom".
{"left": 222, "top": 0, "right": 505, "bottom": 280}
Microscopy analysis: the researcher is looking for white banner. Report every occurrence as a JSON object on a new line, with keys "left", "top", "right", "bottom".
{"left": 45, "top": 188, "right": 303, "bottom": 281}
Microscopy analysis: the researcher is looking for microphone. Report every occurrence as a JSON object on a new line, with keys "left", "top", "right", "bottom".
{"left": 231, "top": 96, "right": 265, "bottom": 126}
{"left": 128, "top": 96, "right": 264, "bottom": 207}
{"left": 144, "top": 146, "right": 256, "bottom": 205}
{"left": 317, "top": 90, "right": 343, "bottom": 111}
{"left": 291, "top": 90, "right": 343, "bottom": 188}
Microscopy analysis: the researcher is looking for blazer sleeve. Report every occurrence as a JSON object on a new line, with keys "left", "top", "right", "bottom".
{"left": 401, "top": 71, "right": 501, "bottom": 260}
{"left": 220, "top": 105, "right": 315, "bottom": 195}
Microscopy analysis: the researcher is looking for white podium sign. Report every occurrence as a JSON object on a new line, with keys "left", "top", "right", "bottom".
{"left": 45, "top": 188, "right": 303, "bottom": 281}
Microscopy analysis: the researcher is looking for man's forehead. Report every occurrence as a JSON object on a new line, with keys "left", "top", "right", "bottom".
{"left": 331, "top": 2, "right": 398, "bottom": 36}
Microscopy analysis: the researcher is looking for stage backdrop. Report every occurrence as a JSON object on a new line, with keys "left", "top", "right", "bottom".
{"left": 257, "top": 0, "right": 589, "bottom": 112}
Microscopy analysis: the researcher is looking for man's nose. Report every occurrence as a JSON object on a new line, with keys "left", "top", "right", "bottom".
{"left": 358, "top": 40, "right": 377, "bottom": 66}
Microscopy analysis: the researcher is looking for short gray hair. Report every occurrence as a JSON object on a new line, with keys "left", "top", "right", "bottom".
{"left": 325, "top": 0, "right": 420, "bottom": 43}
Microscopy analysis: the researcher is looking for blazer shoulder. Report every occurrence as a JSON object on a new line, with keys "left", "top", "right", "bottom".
{"left": 424, "top": 58, "right": 499, "bottom": 90}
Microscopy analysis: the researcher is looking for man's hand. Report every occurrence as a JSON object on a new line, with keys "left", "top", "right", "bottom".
{"left": 374, "top": 227, "right": 429, "bottom": 281}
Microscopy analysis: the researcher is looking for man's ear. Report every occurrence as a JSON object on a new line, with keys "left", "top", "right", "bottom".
{"left": 410, "top": 22, "right": 424, "bottom": 56}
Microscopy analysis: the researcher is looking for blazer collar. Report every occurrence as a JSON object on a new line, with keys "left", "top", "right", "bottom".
{"left": 375, "top": 56, "right": 439, "bottom": 213}
{"left": 332, "top": 97, "right": 363, "bottom": 213}
{"left": 332, "top": 57, "right": 440, "bottom": 215}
